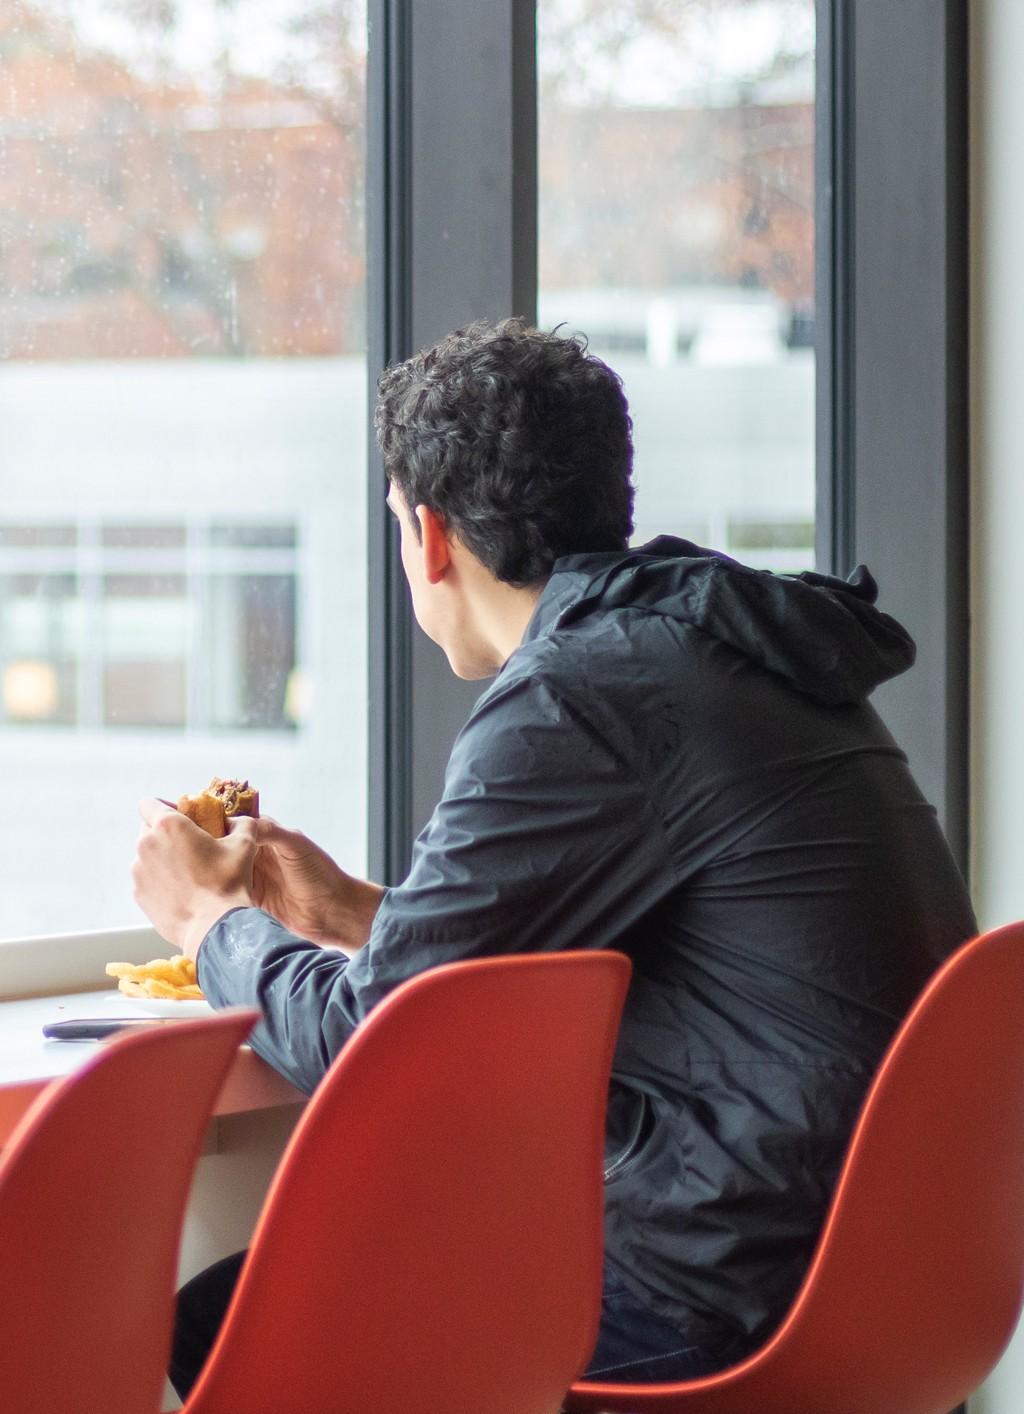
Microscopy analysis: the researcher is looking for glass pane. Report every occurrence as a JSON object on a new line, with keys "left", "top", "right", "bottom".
{"left": 208, "top": 574, "right": 299, "bottom": 730}
{"left": 101, "top": 574, "right": 190, "bottom": 727}
{"left": 538, "top": 0, "right": 816, "bottom": 572}
{"left": 0, "top": 0, "right": 368, "bottom": 937}
{"left": 0, "top": 526, "right": 78, "bottom": 548}
{"left": 0, "top": 574, "right": 80, "bottom": 726}
{"left": 101, "top": 525, "right": 188, "bottom": 549}
{"left": 209, "top": 523, "right": 298, "bottom": 550}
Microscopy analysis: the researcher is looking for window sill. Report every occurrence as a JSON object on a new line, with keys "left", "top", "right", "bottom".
{"left": 0, "top": 924, "right": 179, "bottom": 1002}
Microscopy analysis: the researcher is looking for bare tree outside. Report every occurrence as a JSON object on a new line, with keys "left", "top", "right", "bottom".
{"left": 0, "top": 0, "right": 367, "bottom": 359}
{"left": 538, "top": 0, "right": 814, "bottom": 303}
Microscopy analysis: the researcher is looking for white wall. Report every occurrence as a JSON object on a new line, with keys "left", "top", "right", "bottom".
{"left": 970, "top": 2, "right": 1024, "bottom": 1410}
{"left": 161, "top": 1107, "right": 302, "bottom": 1412}
{"left": 970, "top": 0, "right": 1024, "bottom": 934}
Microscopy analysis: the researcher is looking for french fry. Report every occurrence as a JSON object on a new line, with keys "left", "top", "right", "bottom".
{"left": 139, "top": 978, "right": 204, "bottom": 1001}
{"left": 105, "top": 955, "right": 196, "bottom": 985}
{"left": 105, "top": 955, "right": 203, "bottom": 1001}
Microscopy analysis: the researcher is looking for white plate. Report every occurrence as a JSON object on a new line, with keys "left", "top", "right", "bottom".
{"left": 105, "top": 992, "right": 213, "bottom": 1019}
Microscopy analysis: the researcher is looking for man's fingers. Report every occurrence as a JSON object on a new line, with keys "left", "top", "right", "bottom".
{"left": 226, "top": 815, "right": 260, "bottom": 842}
{"left": 139, "top": 796, "right": 180, "bottom": 828}
{"left": 235, "top": 814, "right": 293, "bottom": 845}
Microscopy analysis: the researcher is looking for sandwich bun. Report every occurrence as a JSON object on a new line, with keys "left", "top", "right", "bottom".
{"left": 177, "top": 777, "right": 260, "bottom": 838}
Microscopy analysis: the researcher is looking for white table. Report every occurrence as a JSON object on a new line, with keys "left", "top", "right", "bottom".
{"left": 0, "top": 989, "right": 304, "bottom": 1146}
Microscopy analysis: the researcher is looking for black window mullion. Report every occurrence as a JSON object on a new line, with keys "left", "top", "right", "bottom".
{"left": 815, "top": 0, "right": 855, "bottom": 580}
{"left": 367, "top": 0, "right": 412, "bottom": 886}
{"left": 366, "top": 0, "right": 537, "bottom": 883}
{"left": 816, "top": 0, "right": 969, "bottom": 873}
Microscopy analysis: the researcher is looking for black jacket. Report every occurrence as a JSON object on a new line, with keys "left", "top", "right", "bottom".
{"left": 198, "top": 538, "right": 976, "bottom": 1352}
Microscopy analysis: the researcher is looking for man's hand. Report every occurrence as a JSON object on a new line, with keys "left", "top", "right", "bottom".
{"left": 241, "top": 815, "right": 384, "bottom": 953}
{"left": 133, "top": 799, "right": 257, "bottom": 959}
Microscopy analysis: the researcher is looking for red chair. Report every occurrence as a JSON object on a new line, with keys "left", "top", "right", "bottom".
{"left": 565, "top": 920, "right": 1024, "bottom": 1414}
{"left": 0, "top": 1008, "right": 258, "bottom": 1414}
{"left": 181, "top": 950, "right": 632, "bottom": 1414}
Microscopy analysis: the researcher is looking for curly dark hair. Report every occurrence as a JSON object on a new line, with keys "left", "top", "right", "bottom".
{"left": 374, "top": 318, "right": 635, "bottom": 585}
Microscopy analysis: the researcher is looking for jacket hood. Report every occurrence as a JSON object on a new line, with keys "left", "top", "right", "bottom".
{"left": 528, "top": 536, "right": 916, "bottom": 706}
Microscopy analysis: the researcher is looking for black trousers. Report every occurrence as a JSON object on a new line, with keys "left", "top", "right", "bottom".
{"left": 169, "top": 1251, "right": 742, "bottom": 1400}
{"left": 169, "top": 1251, "right": 247, "bottom": 1399}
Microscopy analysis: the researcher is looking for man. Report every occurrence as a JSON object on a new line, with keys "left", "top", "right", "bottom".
{"left": 134, "top": 319, "right": 976, "bottom": 1396}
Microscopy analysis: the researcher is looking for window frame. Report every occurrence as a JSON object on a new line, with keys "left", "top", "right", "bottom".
{"left": 368, "top": 0, "right": 969, "bottom": 884}
{"left": 816, "top": 0, "right": 969, "bottom": 871}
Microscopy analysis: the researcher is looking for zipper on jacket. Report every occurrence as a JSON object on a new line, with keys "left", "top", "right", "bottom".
{"left": 603, "top": 1092, "right": 652, "bottom": 1183}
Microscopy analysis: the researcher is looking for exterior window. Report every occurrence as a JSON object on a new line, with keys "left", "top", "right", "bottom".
{"left": 207, "top": 572, "right": 299, "bottom": 731}
{"left": 1, "top": 571, "right": 80, "bottom": 726}
{"left": 101, "top": 571, "right": 190, "bottom": 728}
{"left": 0, "top": 521, "right": 301, "bottom": 734}
{"left": 0, "top": 2, "right": 367, "bottom": 939}
{"left": 537, "top": 0, "right": 816, "bottom": 571}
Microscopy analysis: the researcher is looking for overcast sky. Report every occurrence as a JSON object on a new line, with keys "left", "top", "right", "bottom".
{"left": 45, "top": 0, "right": 365, "bottom": 89}
{"left": 36, "top": 0, "right": 813, "bottom": 106}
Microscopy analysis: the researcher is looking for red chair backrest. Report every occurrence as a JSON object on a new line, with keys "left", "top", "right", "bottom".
{"left": 568, "top": 921, "right": 1024, "bottom": 1414}
{"left": 184, "top": 950, "right": 632, "bottom": 1414}
{"left": 0, "top": 1009, "right": 257, "bottom": 1414}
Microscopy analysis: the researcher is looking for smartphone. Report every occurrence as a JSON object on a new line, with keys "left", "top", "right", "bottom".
{"left": 42, "top": 1018, "right": 179, "bottom": 1041}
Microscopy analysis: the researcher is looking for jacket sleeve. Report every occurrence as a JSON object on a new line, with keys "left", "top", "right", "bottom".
{"left": 197, "top": 672, "right": 672, "bottom": 1093}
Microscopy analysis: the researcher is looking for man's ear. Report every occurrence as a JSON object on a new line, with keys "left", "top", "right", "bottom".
{"left": 415, "top": 504, "right": 452, "bottom": 584}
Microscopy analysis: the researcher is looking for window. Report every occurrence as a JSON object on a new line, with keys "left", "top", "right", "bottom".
{"left": 0, "top": 0, "right": 368, "bottom": 938}
{"left": 1, "top": 567, "right": 79, "bottom": 727}
{"left": 537, "top": 0, "right": 816, "bottom": 570}
{"left": 0, "top": 0, "right": 969, "bottom": 937}
{"left": 0, "top": 520, "right": 301, "bottom": 732}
